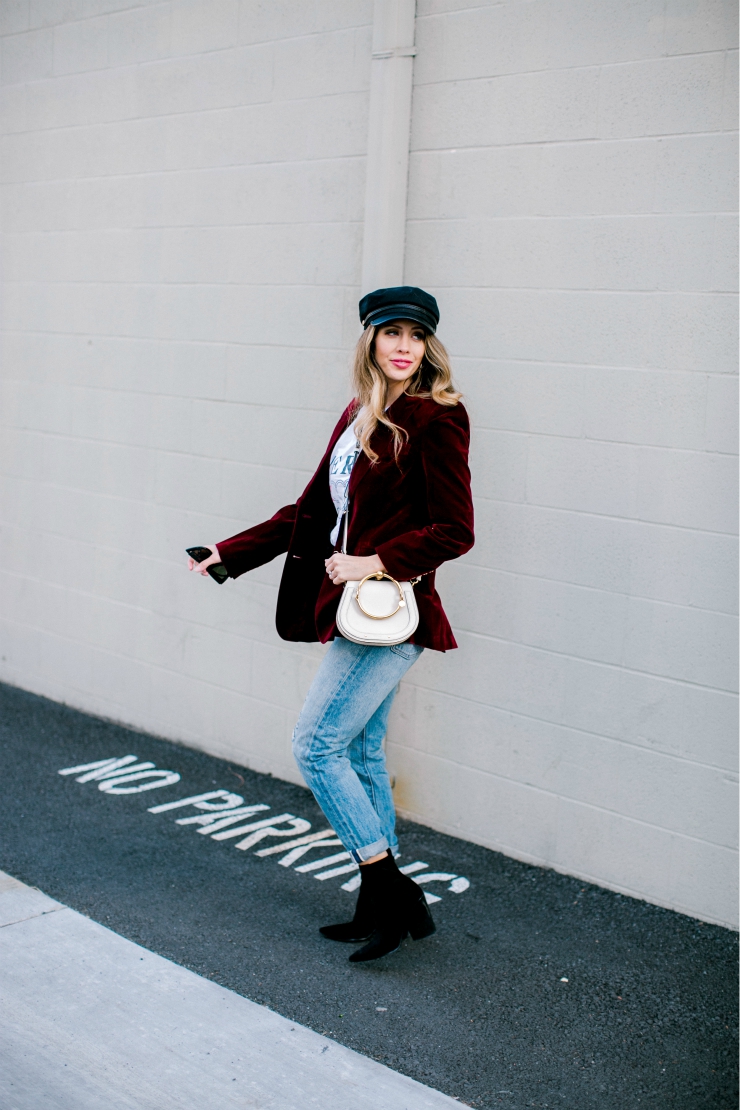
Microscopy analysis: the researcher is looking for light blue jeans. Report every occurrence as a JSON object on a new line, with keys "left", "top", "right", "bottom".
{"left": 292, "top": 637, "right": 424, "bottom": 862}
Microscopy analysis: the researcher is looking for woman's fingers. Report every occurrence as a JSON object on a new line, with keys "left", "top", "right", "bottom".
{"left": 325, "top": 553, "right": 384, "bottom": 584}
{"left": 324, "top": 555, "right": 344, "bottom": 584}
{"left": 188, "top": 546, "right": 220, "bottom": 574}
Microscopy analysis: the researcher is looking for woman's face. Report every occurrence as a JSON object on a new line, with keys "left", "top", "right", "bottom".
{"left": 373, "top": 320, "right": 426, "bottom": 388}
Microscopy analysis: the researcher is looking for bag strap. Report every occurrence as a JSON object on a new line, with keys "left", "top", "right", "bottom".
{"left": 341, "top": 507, "right": 349, "bottom": 555}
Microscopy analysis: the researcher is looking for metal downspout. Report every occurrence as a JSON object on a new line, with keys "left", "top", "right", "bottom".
{"left": 361, "top": 0, "right": 417, "bottom": 294}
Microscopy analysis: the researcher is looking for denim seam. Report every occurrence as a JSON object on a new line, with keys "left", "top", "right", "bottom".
{"left": 357, "top": 723, "right": 381, "bottom": 819}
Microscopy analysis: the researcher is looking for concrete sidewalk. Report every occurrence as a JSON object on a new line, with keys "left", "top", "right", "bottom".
{"left": 0, "top": 871, "right": 458, "bottom": 1110}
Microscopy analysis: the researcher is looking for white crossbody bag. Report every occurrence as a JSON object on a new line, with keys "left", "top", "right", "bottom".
{"left": 335, "top": 510, "right": 420, "bottom": 647}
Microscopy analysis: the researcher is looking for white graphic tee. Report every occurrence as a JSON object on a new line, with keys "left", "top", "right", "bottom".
{"left": 329, "top": 423, "right": 361, "bottom": 545}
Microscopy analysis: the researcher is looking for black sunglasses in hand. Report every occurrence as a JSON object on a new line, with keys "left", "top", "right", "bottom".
{"left": 186, "top": 546, "right": 229, "bottom": 585}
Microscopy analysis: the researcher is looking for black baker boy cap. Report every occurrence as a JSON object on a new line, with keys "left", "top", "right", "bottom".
{"left": 359, "top": 285, "right": 439, "bottom": 335}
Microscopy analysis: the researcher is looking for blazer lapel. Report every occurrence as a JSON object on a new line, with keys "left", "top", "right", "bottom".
{"left": 348, "top": 447, "right": 372, "bottom": 496}
{"left": 297, "top": 407, "right": 354, "bottom": 514}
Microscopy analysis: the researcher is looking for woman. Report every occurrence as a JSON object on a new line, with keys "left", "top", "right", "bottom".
{"left": 188, "top": 286, "right": 474, "bottom": 962}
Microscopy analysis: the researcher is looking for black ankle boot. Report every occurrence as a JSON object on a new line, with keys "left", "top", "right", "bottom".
{"left": 319, "top": 878, "right": 374, "bottom": 943}
{"left": 348, "top": 853, "right": 435, "bottom": 964}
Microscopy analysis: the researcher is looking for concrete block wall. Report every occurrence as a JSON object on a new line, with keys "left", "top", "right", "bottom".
{"left": 1, "top": 0, "right": 737, "bottom": 927}
{"left": 0, "top": 0, "right": 373, "bottom": 789}
{"left": 394, "top": 0, "right": 738, "bottom": 928}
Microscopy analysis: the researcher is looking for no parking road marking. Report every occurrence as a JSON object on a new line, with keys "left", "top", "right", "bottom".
{"left": 58, "top": 756, "right": 471, "bottom": 906}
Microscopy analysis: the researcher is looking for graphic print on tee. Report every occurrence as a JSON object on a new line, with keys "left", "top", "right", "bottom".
{"left": 329, "top": 424, "right": 361, "bottom": 545}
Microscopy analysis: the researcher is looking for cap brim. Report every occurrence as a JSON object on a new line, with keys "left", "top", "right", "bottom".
{"left": 363, "top": 305, "right": 437, "bottom": 334}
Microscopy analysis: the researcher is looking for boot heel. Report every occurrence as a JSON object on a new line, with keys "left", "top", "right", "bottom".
{"left": 407, "top": 887, "right": 436, "bottom": 941}
{"left": 410, "top": 916, "right": 436, "bottom": 941}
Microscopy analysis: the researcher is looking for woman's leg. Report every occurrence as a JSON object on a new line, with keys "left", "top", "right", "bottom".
{"left": 292, "top": 637, "right": 423, "bottom": 862}
{"left": 347, "top": 686, "right": 399, "bottom": 856}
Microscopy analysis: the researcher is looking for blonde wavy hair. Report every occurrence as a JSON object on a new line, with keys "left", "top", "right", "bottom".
{"left": 350, "top": 325, "right": 462, "bottom": 463}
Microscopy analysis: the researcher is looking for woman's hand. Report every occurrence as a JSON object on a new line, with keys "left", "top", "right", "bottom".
{"left": 324, "top": 552, "right": 385, "bottom": 586}
{"left": 188, "top": 545, "right": 221, "bottom": 576}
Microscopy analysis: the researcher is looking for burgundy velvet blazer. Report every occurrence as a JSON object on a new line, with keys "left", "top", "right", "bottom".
{"left": 216, "top": 393, "right": 475, "bottom": 652}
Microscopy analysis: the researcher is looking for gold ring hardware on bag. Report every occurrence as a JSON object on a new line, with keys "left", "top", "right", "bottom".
{"left": 335, "top": 505, "right": 420, "bottom": 645}
{"left": 354, "top": 572, "right": 406, "bottom": 619}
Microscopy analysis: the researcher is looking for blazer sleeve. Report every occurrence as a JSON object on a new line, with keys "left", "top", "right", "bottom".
{"left": 216, "top": 503, "right": 297, "bottom": 580}
{"left": 375, "top": 404, "right": 475, "bottom": 580}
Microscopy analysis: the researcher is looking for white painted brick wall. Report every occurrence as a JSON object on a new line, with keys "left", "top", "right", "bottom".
{"left": 0, "top": 0, "right": 736, "bottom": 927}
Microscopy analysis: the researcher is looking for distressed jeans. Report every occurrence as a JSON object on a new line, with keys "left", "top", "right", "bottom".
{"left": 292, "top": 636, "right": 424, "bottom": 862}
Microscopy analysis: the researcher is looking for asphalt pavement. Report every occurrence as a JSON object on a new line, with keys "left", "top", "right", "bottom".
{"left": 1, "top": 680, "right": 737, "bottom": 1109}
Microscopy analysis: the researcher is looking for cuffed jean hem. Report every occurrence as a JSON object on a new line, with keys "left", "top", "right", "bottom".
{"left": 349, "top": 837, "right": 390, "bottom": 864}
